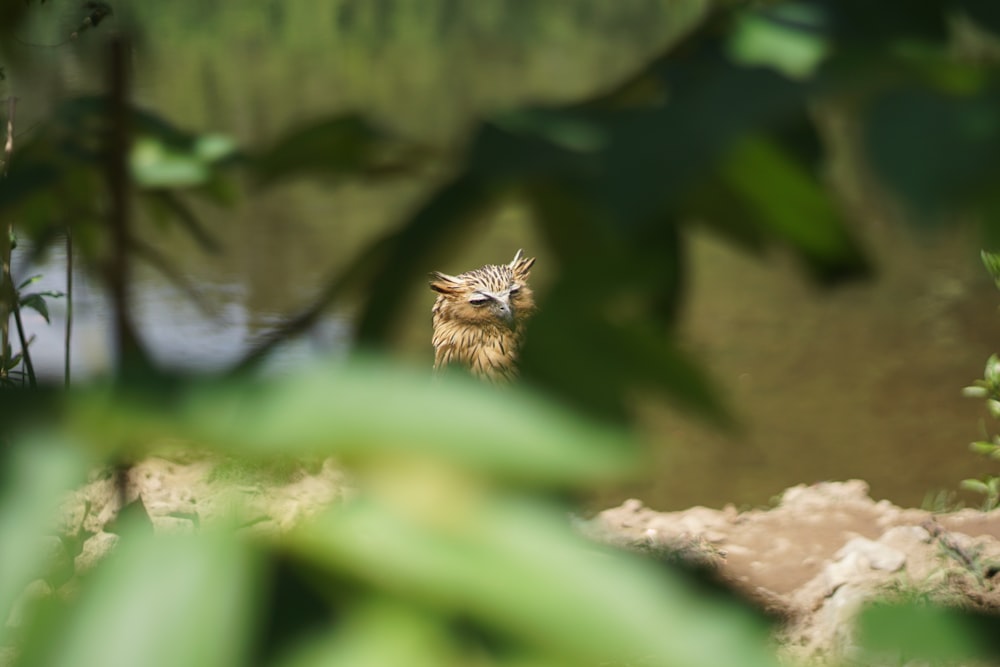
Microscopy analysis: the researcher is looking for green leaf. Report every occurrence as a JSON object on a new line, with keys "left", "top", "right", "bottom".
{"left": 19, "top": 292, "right": 61, "bottom": 324}
{"left": 985, "top": 353, "right": 1000, "bottom": 385}
{"left": 981, "top": 249, "right": 1000, "bottom": 288}
{"left": 75, "top": 359, "right": 637, "bottom": 488}
{"left": 353, "top": 172, "right": 503, "bottom": 344}
{"left": 720, "top": 134, "right": 869, "bottom": 282}
{"left": 969, "top": 441, "right": 999, "bottom": 456}
{"left": 857, "top": 601, "right": 992, "bottom": 664}
{"left": 290, "top": 494, "right": 777, "bottom": 667}
{"left": 131, "top": 136, "right": 210, "bottom": 188}
{"left": 520, "top": 280, "right": 729, "bottom": 424}
{"left": 0, "top": 438, "right": 88, "bottom": 647}
{"left": 961, "top": 478, "right": 991, "bottom": 494}
{"left": 18, "top": 529, "right": 258, "bottom": 667}
{"left": 864, "top": 86, "right": 1000, "bottom": 222}
{"left": 253, "top": 115, "right": 413, "bottom": 186}
{"left": 16, "top": 274, "right": 43, "bottom": 291}
{"left": 962, "top": 384, "right": 990, "bottom": 398}
{"left": 728, "top": 5, "right": 830, "bottom": 80}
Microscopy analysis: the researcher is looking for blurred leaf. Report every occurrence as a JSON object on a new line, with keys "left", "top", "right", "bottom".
{"left": 290, "top": 493, "right": 777, "bottom": 667}
{"left": 720, "top": 134, "right": 869, "bottom": 282}
{"left": 969, "top": 440, "right": 999, "bottom": 456}
{"left": 956, "top": 0, "right": 1000, "bottom": 36}
{"left": 253, "top": 115, "right": 417, "bottom": 186}
{"left": 816, "top": 0, "right": 949, "bottom": 45}
{"left": 0, "top": 163, "right": 61, "bottom": 213}
{"left": 353, "top": 172, "right": 504, "bottom": 343}
{"left": 728, "top": 4, "right": 830, "bottom": 80}
{"left": 0, "top": 438, "right": 87, "bottom": 647}
{"left": 857, "top": 601, "right": 996, "bottom": 664}
{"left": 131, "top": 136, "right": 210, "bottom": 187}
{"left": 522, "top": 297, "right": 727, "bottom": 425}
{"left": 981, "top": 249, "right": 1000, "bottom": 287}
{"left": 276, "top": 600, "right": 459, "bottom": 667}
{"left": 141, "top": 191, "right": 223, "bottom": 253}
{"left": 75, "top": 359, "right": 638, "bottom": 488}
{"left": 18, "top": 529, "right": 258, "bottom": 667}
{"left": 864, "top": 85, "right": 1000, "bottom": 221}
{"left": 961, "top": 478, "right": 992, "bottom": 494}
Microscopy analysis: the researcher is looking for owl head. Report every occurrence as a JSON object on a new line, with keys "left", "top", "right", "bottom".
{"left": 429, "top": 249, "right": 536, "bottom": 330}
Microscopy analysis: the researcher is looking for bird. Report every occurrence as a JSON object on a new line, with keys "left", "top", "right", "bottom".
{"left": 429, "top": 250, "right": 536, "bottom": 382}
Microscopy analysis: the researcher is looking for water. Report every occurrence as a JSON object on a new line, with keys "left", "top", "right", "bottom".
{"left": 11, "top": 240, "right": 352, "bottom": 382}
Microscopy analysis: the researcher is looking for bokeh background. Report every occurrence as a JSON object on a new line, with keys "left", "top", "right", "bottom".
{"left": 5, "top": 0, "right": 998, "bottom": 510}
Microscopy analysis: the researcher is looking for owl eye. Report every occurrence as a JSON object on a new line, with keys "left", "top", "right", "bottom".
{"left": 508, "top": 286, "right": 521, "bottom": 297}
{"left": 469, "top": 296, "right": 491, "bottom": 307}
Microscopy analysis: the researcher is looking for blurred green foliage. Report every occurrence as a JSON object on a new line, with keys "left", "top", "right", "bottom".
{"left": 3, "top": 0, "right": 1000, "bottom": 665}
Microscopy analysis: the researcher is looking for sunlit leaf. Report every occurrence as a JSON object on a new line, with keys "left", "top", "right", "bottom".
{"left": 131, "top": 137, "right": 210, "bottom": 187}
{"left": 18, "top": 529, "right": 258, "bottom": 667}
{"left": 290, "top": 493, "right": 777, "bottom": 667}
{"left": 728, "top": 5, "right": 830, "bottom": 80}
{"left": 74, "top": 359, "right": 637, "bottom": 487}
{"left": 969, "top": 441, "right": 999, "bottom": 456}
{"left": 0, "top": 438, "right": 88, "bottom": 648}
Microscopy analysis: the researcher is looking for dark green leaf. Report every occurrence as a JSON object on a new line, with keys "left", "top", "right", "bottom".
{"left": 521, "top": 278, "right": 728, "bottom": 424}
{"left": 719, "top": 134, "right": 869, "bottom": 282}
{"left": 253, "top": 115, "right": 414, "bottom": 186}
{"left": 19, "top": 293, "right": 53, "bottom": 323}
{"left": 956, "top": 0, "right": 1000, "bottom": 36}
{"left": 857, "top": 601, "right": 996, "bottom": 664}
{"left": 865, "top": 85, "right": 1000, "bottom": 221}
{"left": 354, "top": 172, "right": 503, "bottom": 344}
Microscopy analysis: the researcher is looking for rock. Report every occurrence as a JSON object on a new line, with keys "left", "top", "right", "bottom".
{"left": 591, "top": 479, "right": 1000, "bottom": 663}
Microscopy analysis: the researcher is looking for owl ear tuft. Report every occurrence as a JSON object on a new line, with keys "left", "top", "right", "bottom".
{"left": 429, "top": 271, "right": 463, "bottom": 294}
{"left": 509, "top": 249, "right": 535, "bottom": 280}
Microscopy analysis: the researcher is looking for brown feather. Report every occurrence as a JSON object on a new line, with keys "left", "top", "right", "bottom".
{"left": 429, "top": 250, "right": 536, "bottom": 383}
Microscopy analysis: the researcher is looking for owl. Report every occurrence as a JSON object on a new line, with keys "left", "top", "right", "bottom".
{"left": 429, "top": 250, "right": 536, "bottom": 382}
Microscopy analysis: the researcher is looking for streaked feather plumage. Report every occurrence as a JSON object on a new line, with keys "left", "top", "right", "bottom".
{"left": 429, "top": 250, "right": 536, "bottom": 382}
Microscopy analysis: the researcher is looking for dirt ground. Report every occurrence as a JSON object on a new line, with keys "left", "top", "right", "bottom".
{"left": 36, "top": 461, "right": 1000, "bottom": 665}
{"left": 589, "top": 479, "right": 1000, "bottom": 664}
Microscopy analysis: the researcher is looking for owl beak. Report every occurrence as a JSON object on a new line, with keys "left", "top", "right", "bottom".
{"left": 495, "top": 297, "right": 514, "bottom": 326}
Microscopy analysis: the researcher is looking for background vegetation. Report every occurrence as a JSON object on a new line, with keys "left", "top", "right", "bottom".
{"left": 1, "top": 0, "right": 1000, "bottom": 665}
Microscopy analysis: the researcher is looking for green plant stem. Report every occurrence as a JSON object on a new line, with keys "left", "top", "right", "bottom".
{"left": 12, "top": 299, "right": 35, "bottom": 387}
